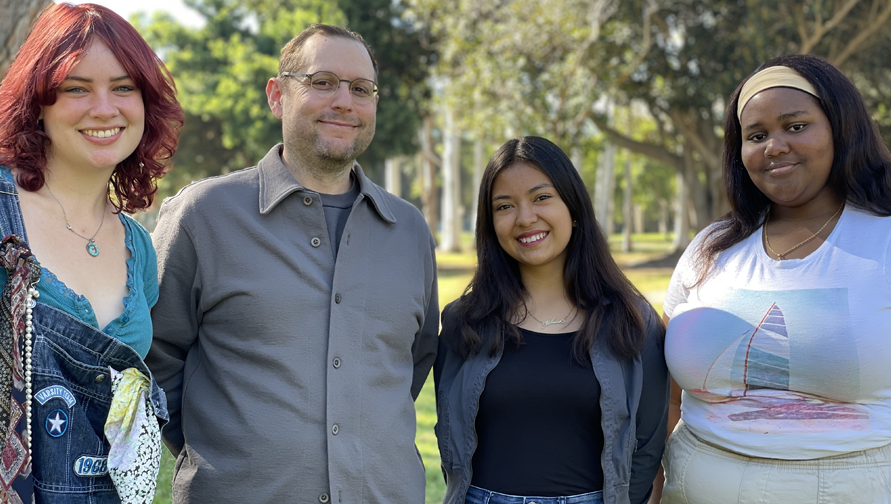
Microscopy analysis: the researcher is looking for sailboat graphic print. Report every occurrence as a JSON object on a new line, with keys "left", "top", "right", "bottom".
{"left": 696, "top": 303, "right": 789, "bottom": 399}
{"left": 692, "top": 302, "right": 868, "bottom": 423}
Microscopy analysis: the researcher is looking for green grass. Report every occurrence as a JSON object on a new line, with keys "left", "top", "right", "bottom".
{"left": 152, "top": 233, "right": 676, "bottom": 504}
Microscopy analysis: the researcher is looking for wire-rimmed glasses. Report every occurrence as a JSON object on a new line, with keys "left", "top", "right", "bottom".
{"left": 280, "top": 71, "right": 378, "bottom": 104}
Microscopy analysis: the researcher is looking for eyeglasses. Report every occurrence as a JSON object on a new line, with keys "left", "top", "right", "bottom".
{"left": 280, "top": 71, "right": 378, "bottom": 104}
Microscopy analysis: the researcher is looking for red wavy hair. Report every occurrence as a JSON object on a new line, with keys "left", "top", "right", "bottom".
{"left": 0, "top": 2, "right": 183, "bottom": 213}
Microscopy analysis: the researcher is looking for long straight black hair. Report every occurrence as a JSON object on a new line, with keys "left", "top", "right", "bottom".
{"left": 447, "top": 136, "right": 658, "bottom": 362}
{"left": 696, "top": 54, "right": 891, "bottom": 282}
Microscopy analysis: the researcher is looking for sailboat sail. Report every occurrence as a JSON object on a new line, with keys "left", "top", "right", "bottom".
{"left": 740, "top": 303, "right": 790, "bottom": 393}
{"left": 701, "top": 303, "right": 790, "bottom": 398}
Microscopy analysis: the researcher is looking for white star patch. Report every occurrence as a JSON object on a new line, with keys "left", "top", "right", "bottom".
{"left": 46, "top": 409, "right": 68, "bottom": 437}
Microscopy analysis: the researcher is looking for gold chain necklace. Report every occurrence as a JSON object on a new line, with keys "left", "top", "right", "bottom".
{"left": 526, "top": 305, "right": 576, "bottom": 329}
{"left": 45, "top": 182, "right": 105, "bottom": 257}
{"left": 763, "top": 203, "right": 844, "bottom": 260}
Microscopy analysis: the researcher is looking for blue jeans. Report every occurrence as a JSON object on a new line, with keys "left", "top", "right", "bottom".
{"left": 465, "top": 485, "right": 604, "bottom": 504}
{"left": 31, "top": 303, "right": 168, "bottom": 503}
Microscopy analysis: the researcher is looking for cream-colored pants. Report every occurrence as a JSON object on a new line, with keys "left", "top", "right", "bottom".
{"left": 662, "top": 423, "right": 891, "bottom": 504}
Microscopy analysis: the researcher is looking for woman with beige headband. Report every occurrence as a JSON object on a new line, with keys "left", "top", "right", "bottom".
{"left": 656, "top": 54, "right": 891, "bottom": 503}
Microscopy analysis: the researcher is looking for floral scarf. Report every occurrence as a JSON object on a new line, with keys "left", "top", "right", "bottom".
{"left": 0, "top": 234, "right": 40, "bottom": 503}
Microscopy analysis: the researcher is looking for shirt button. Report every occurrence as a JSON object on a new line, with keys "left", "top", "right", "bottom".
{"left": 303, "top": 196, "right": 313, "bottom": 206}
{"left": 95, "top": 374, "right": 106, "bottom": 383}
{"left": 311, "top": 237, "right": 321, "bottom": 248}
{"left": 331, "top": 424, "right": 339, "bottom": 435}
{"left": 334, "top": 293, "right": 342, "bottom": 304}
{"left": 319, "top": 493, "right": 330, "bottom": 503}
{"left": 333, "top": 357, "right": 341, "bottom": 369}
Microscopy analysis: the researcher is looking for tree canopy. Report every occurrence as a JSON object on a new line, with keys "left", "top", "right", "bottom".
{"left": 407, "top": 0, "right": 891, "bottom": 228}
{"left": 136, "top": 0, "right": 432, "bottom": 192}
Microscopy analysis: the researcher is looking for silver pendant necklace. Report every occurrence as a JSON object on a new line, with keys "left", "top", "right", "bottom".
{"left": 45, "top": 182, "right": 105, "bottom": 257}
{"left": 527, "top": 305, "right": 576, "bottom": 329}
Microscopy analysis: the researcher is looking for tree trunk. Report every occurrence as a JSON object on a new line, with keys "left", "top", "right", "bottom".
{"left": 658, "top": 199, "right": 669, "bottom": 236}
{"left": 417, "top": 115, "right": 439, "bottom": 238}
{"left": 621, "top": 153, "right": 633, "bottom": 252}
{"left": 471, "top": 137, "right": 485, "bottom": 243}
{"left": 384, "top": 157, "right": 401, "bottom": 197}
{"left": 440, "top": 106, "right": 462, "bottom": 252}
{"left": 634, "top": 203, "right": 644, "bottom": 234}
{"left": 606, "top": 149, "right": 617, "bottom": 236}
{"left": 671, "top": 171, "right": 691, "bottom": 252}
{"left": 0, "top": 0, "right": 50, "bottom": 78}
{"left": 680, "top": 144, "right": 711, "bottom": 232}
{"left": 570, "top": 146, "right": 584, "bottom": 174}
{"left": 696, "top": 113, "right": 728, "bottom": 218}
{"left": 594, "top": 143, "right": 616, "bottom": 234}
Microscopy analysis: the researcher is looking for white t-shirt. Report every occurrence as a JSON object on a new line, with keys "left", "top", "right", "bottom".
{"left": 664, "top": 206, "right": 891, "bottom": 459}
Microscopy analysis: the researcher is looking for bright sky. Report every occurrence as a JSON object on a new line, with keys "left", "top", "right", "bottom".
{"left": 59, "top": 0, "right": 205, "bottom": 27}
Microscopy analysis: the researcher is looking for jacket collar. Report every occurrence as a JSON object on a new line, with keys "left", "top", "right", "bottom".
{"left": 257, "top": 144, "right": 396, "bottom": 223}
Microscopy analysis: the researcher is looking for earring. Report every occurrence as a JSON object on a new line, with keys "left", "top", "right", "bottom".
{"left": 572, "top": 220, "right": 578, "bottom": 227}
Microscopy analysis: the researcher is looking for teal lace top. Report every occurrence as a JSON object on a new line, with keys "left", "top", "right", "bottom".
{"left": 0, "top": 167, "right": 158, "bottom": 358}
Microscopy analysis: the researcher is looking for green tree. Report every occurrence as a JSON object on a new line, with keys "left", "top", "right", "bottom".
{"left": 405, "top": 0, "right": 616, "bottom": 151}
{"left": 137, "top": 0, "right": 344, "bottom": 189}
{"left": 592, "top": 0, "right": 891, "bottom": 225}
{"left": 337, "top": 0, "right": 434, "bottom": 170}
{"left": 406, "top": 0, "right": 891, "bottom": 241}
{"left": 138, "top": 0, "right": 433, "bottom": 196}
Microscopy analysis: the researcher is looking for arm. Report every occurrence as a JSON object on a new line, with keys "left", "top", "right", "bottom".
{"left": 629, "top": 308, "right": 670, "bottom": 504}
{"left": 411, "top": 241, "right": 439, "bottom": 401}
{"left": 647, "top": 315, "right": 682, "bottom": 504}
{"left": 145, "top": 202, "right": 201, "bottom": 457}
{"left": 432, "top": 303, "right": 460, "bottom": 482}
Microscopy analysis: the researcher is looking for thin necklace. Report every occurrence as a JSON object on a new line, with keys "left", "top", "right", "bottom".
{"left": 763, "top": 203, "right": 843, "bottom": 260}
{"left": 45, "top": 182, "right": 105, "bottom": 257}
{"left": 527, "top": 305, "right": 576, "bottom": 329}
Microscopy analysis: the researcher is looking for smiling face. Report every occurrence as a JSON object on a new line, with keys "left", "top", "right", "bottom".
{"left": 739, "top": 87, "right": 835, "bottom": 210}
{"left": 491, "top": 161, "right": 574, "bottom": 275}
{"left": 268, "top": 34, "right": 377, "bottom": 170}
{"left": 40, "top": 38, "right": 144, "bottom": 174}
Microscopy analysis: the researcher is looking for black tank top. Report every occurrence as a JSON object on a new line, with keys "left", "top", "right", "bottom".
{"left": 470, "top": 327, "right": 604, "bottom": 496}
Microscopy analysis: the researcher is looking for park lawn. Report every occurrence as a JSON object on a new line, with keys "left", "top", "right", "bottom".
{"left": 152, "top": 234, "right": 674, "bottom": 504}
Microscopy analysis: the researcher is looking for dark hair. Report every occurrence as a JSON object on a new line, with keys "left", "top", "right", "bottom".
{"left": 447, "top": 136, "right": 658, "bottom": 362}
{"left": 698, "top": 54, "right": 891, "bottom": 280}
{"left": 0, "top": 2, "right": 183, "bottom": 213}
{"left": 279, "top": 24, "right": 378, "bottom": 79}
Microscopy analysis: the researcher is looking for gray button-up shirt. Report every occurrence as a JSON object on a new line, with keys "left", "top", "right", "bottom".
{"left": 147, "top": 145, "right": 439, "bottom": 504}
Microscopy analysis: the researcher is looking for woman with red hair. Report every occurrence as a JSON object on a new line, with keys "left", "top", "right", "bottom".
{"left": 0, "top": 3, "right": 182, "bottom": 502}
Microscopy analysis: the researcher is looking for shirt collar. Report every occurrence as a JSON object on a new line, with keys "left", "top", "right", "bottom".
{"left": 257, "top": 144, "right": 396, "bottom": 223}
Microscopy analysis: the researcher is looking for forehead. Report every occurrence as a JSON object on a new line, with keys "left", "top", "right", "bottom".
{"left": 493, "top": 161, "right": 551, "bottom": 192}
{"left": 300, "top": 34, "right": 375, "bottom": 79}
{"left": 739, "top": 87, "right": 822, "bottom": 124}
{"left": 68, "top": 38, "right": 127, "bottom": 76}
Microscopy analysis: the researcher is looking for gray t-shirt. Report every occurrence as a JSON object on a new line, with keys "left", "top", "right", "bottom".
{"left": 319, "top": 174, "right": 360, "bottom": 258}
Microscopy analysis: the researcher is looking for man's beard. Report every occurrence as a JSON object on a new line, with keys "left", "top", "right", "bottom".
{"left": 286, "top": 116, "right": 375, "bottom": 175}
{"left": 312, "top": 125, "right": 373, "bottom": 164}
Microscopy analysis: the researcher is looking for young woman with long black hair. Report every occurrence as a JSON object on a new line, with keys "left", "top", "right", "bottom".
{"left": 434, "top": 136, "right": 669, "bottom": 504}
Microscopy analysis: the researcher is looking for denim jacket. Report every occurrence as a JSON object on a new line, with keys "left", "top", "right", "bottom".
{"left": 433, "top": 300, "right": 669, "bottom": 504}
{"left": 0, "top": 176, "right": 168, "bottom": 503}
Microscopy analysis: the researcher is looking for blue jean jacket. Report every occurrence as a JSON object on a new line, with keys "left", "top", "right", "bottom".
{"left": 434, "top": 300, "right": 669, "bottom": 504}
{"left": 0, "top": 178, "right": 168, "bottom": 503}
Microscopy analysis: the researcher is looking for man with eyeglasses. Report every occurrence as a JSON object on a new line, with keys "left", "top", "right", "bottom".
{"left": 146, "top": 24, "right": 439, "bottom": 504}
